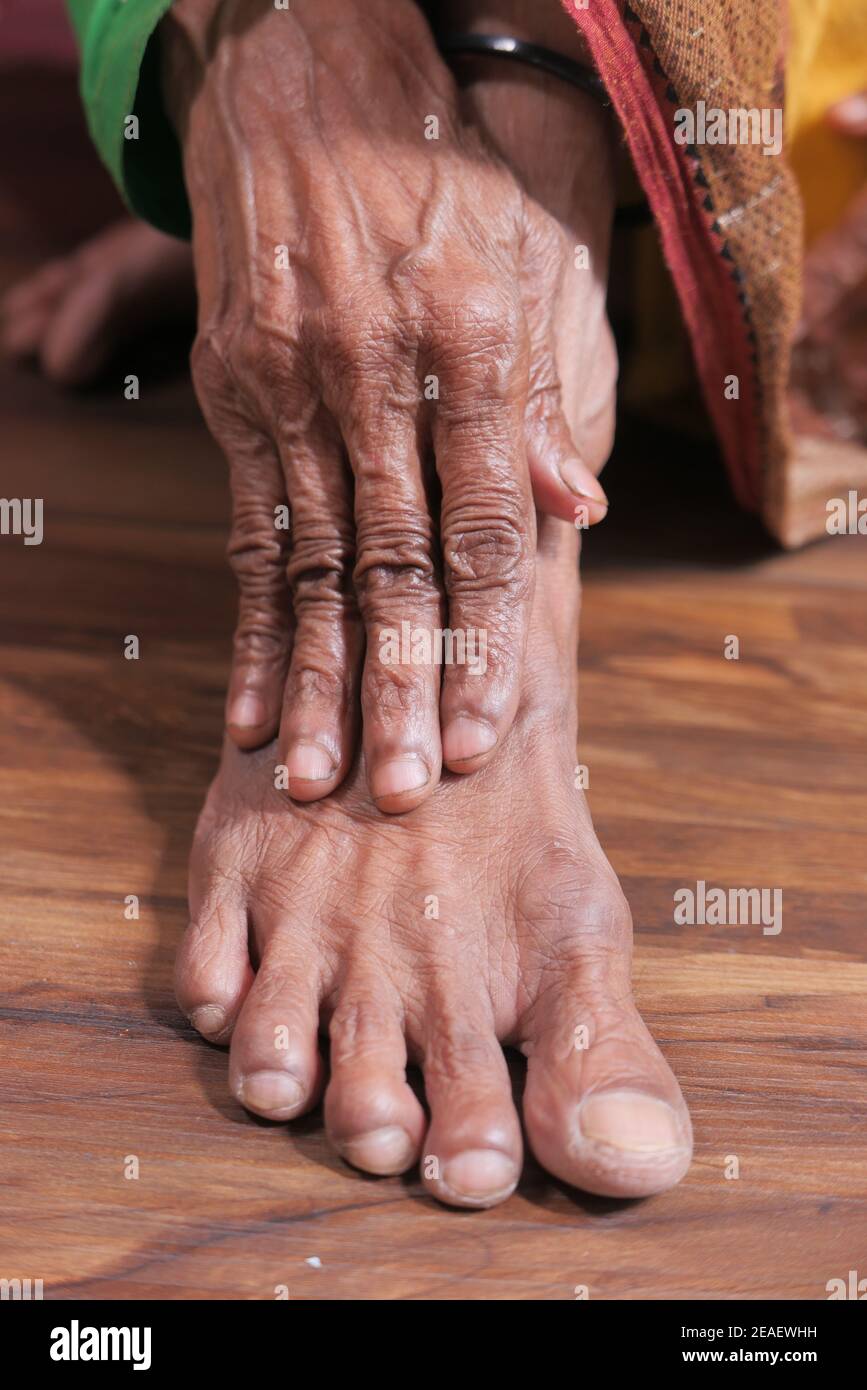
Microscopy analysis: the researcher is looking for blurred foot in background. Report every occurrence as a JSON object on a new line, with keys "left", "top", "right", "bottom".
{"left": 0, "top": 0, "right": 194, "bottom": 387}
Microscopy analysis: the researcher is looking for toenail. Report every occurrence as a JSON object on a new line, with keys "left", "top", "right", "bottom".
{"left": 442, "top": 717, "right": 497, "bottom": 765}
{"left": 227, "top": 691, "right": 267, "bottom": 729}
{"left": 371, "top": 756, "right": 429, "bottom": 801}
{"left": 239, "top": 1071, "right": 304, "bottom": 1116}
{"left": 190, "top": 1004, "right": 226, "bottom": 1037}
{"left": 577, "top": 1090, "right": 685, "bottom": 1153}
{"left": 341, "top": 1126, "right": 415, "bottom": 1175}
{"left": 285, "top": 741, "right": 336, "bottom": 783}
{"left": 441, "top": 1149, "right": 517, "bottom": 1199}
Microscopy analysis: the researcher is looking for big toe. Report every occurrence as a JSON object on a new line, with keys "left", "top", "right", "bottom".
{"left": 523, "top": 973, "right": 692, "bottom": 1199}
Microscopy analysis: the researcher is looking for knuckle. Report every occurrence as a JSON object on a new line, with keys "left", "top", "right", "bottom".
{"left": 190, "top": 330, "right": 229, "bottom": 395}
{"left": 286, "top": 662, "right": 348, "bottom": 709}
{"left": 286, "top": 522, "right": 355, "bottom": 610}
{"left": 442, "top": 511, "right": 530, "bottom": 592}
{"left": 328, "top": 991, "right": 387, "bottom": 1066}
{"left": 190, "top": 330, "right": 242, "bottom": 432}
{"left": 426, "top": 284, "right": 525, "bottom": 397}
{"left": 305, "top": 298, "right": 403, "bottom": 378}
{"left": 430, "top": 280, "right": 521, "bottom": 346}
{"left": 363, "top": 660, "right": 428, "bottom": 717}
{"left": 425, "top": 1023, "right": 500, "bottom": 1085}
{"left": 228, "top": 500, "right": 285, "bottom": 581}
{"left": 520, "top": 851, "right": 632, "bottom": 953}
{"left": 354, "top": 525, "right": 439, "bottom": 612}
{"left": 250, "top": 961, "right": 296, "bottom": 1013}
{"left": 578, "top": 881, "right": 633, "bottom": 945}
{"left": 192, "top": 326, "right": 276, "bottom": 450}
{"left": 194, "top": 318, "right": 304, "bottom": 427}
{"left": 233, "top": 609, "right": 287, "bottom": 653}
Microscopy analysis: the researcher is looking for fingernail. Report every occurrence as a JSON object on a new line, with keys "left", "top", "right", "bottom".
{"left": 559, "top": 459, "right": 608, "bottom": 507}
{"left": 578, "top": 1090, "right": 684, "bottom": 1153}
{"left": 285, "top": 740, "right": 336, "bottom": 783}
{"left": 227, "top": 691, "right": 267, "bottom": 728}
{"left": 441, "top": 1149, "right": 517, "bottom": 1199}
{"left": 239, "top": 1070, "right": 304, "bottom": 1116}
{"left": 442, "top": 716, "right": 497, "bottom": 764}
{"left": 190, "top": 1004, "right": 227, "bottom": 1037}
{"left": 370, "top": 756, "right": 429, "bottom": 801}
{"left": 342, "top": 1126, "right": 415, "bottom": 1175}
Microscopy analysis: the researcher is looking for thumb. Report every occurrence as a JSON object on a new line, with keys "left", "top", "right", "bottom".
{"left": 525, "top": 389, "right": 609, "bottom": 527}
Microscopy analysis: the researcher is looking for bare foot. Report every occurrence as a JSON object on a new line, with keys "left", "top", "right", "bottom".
{"left": 0, "top": 219, "right": 194, "bottom": 386}
{"left": 174, "top": 2, "right": 690, "bottom": 1206}
{"left": 176, "top": 517, "right": 692, "bottom": 1206}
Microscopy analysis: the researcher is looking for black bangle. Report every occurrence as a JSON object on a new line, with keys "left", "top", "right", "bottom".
{"left": 435, "top": 32, "right": 609, "bottom": 107}
{"left": 435, "top": 31, "right": 652, "bottom": 229}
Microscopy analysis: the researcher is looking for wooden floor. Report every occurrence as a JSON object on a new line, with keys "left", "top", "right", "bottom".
{"left": 1, "top": 67, "right": 865, "bottom": 1302}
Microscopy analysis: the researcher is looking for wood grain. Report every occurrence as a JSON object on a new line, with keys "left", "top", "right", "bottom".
{"left": 0, "top": 66, "right": 865, "bottom": 1302}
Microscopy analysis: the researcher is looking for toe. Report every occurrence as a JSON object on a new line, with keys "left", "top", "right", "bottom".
{"left": 228, "top": 926, "right": 324, "bottom": 1120}
{"left": 39, "top": 271, "right": 121, "bottom": 385}
{"left": 175, "top": 895, "right": 254, "bottom": 1044}
{"left": 324, "top": 982, "right": 425, "bottom": 1175}
{"left": 420, "top": 991, "right": 522, "bottom": 1208}
{"left": 1, "top": 305, "right": 52, "bottom": 360}
{"left": 0, "top": 257, "right": 73, "bottom": 322}
{"left": 522, "top": 911, "right": 692, "bottom": 1197}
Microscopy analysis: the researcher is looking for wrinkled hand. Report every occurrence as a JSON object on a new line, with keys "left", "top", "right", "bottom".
{"left": 163, "top": 0, "right": 611, "bottom": 812}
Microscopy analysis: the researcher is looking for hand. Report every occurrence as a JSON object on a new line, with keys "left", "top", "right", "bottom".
{"left": 162, "top": 0, "right": 612, "bottom": 812}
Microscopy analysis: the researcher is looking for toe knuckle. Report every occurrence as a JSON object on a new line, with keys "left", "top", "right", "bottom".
{"left": 581, "top": 881, "right": 633, "bottom": 943}
{"left": 426, "top": 1024, "right": 499, "bottom": 1083}
{"left": 329, "top": 991, "right": 386, "bottom": 1065}
{"left": 520, "top": 850, "right": 631, "bottom": 948}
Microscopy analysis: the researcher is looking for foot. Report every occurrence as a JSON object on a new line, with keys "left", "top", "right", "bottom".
{"left": 177, "top": 515, "right": 692, "bottom": 1206}
{"left": 176, "top": 2, "right": 691, "bottom": 1206}
{"left": 0, "top": 218, "right": 194, "bottom": 386}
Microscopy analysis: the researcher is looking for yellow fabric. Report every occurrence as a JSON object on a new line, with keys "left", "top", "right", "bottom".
{"left": 626, "top": 0, "right": 867, "bottom": 415}
{"left": 787, "top": 0, "right": 867, "bottom": 246}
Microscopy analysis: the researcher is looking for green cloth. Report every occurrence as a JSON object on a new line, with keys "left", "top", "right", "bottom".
{"left": 66, "top": 0, "right": 190, "bottom": 238}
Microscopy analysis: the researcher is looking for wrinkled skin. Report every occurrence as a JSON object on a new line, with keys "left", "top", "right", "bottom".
{"left": 162, "top": 0, "right": 611, "bottom": 813}
{"left": 0, "top": 0, "right": 688, "bottom": 1204}
{"left": 178, "top": 516, "right": 692, "bottom": 1206}
{"left": 174, "top": 0, "right": 689, "bottom": 1207}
